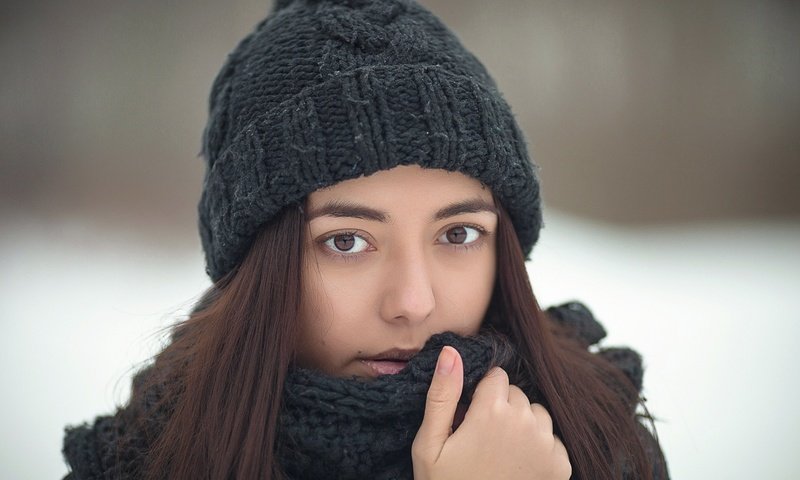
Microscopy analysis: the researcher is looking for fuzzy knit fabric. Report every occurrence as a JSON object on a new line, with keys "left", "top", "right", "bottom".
{"left": 62, "top": 302, "right": 669, "bottom": 480}
{"left": 279, "top": 331, "right": 517, "bottom": 479}
{"left": 198, "top": 0, "right": 541, "bottom": 282}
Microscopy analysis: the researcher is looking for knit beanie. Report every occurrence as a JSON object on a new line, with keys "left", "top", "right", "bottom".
{"left": 199, "top": 0, "right": 542, "bottom": 282}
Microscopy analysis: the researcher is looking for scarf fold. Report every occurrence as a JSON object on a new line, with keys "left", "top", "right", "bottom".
{"left": 62, "top": 302, "right": 650, "bottom": 480}
{"left": 278, "top": 330, "right": 527, "bottom": 480}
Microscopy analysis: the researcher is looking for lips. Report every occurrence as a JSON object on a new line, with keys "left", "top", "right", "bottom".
{"left": 360, "top": 348, "right": 420, "bottom": 376}
{"left": 361, "top": 359, "right": 409, "bottom": 376}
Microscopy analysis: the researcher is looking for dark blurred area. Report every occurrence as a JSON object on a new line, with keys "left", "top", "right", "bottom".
{"left": 1, "top": 0, "right": 798, "bottom": 243}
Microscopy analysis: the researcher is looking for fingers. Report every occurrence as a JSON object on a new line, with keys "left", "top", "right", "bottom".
{"left": 507, "top": 384, "right": 530, "bottom": 410}
{"left": 412, "top": 346, "right": 464, "bottom": 462}
{"left": 530, "top": 402, "right": 553, "bottom": 435}
{"left": 531, "top": 404, "right": 571, "bottom": 478}
{"left": 413, "top": 360, "right": 572, "bottom": 480}
{"left": 470, "top": 366, "right": 510, "bottom": 407}
{"left": 553, "top": 436, "right": 572, "bottom": 478}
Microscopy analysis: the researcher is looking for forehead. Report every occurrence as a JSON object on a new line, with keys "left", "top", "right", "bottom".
{"left": 307, "top": 165, "right": 492, "bottom": 207}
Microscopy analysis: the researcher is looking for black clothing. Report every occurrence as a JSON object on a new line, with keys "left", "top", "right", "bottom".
{"left": 198, "top": 0, "right": 542, "bottom": 282}
{"left": 62, "top": 302, "right": 669, "bottom": 479}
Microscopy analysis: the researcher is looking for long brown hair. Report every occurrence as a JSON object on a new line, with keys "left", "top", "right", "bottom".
{"left": 135, "top": 204, "right": 305, "bottom": 479}
{"left": 488, "top": 202, "right": 661, "bottom": 479}
{"left": 129, "top": 200, "right": 663, "bottom": 479}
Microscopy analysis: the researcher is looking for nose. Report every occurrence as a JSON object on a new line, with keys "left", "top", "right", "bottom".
{"left": 379, "top": 248, "right": 436, "bottom": 325}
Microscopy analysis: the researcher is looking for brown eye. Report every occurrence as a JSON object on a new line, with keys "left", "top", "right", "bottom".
{"left": 333, "top": 234, "right": 355, "bottom": 251}
{"left": 446, "top": 226, "right": 468, "bottom": 244}
{"left": 323, "top": 232, "right": 370, "bottom": 255}
{"left": 440, "top": 225, "right": 482, "bottom": 246}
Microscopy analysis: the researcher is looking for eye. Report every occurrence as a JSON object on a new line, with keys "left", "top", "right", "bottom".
{"left": 439, "top": 225, "right": 482, "bottom": 245}
{"left": 323, "top": 232, "right": 370, "bottom": 254}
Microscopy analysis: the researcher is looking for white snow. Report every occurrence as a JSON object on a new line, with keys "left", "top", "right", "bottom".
{"left": 1, "top": 211, "right": 798, "bottom": 479}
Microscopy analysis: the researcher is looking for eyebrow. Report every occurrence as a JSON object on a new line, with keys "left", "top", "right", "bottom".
{"left": 307, "top": 200, "right": 388, "bottom": 222}
{"left": 433, "top": 198, "right": 499, "bottom": 221}
{"left": 306, "top": 198, "right": 499, "bottom": 223}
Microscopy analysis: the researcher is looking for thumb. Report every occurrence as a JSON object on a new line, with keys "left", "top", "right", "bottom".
{"left": 414, "top": 346, "right": 464, "bottom": 460}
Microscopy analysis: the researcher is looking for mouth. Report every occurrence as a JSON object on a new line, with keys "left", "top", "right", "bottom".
{"left": 360, "top": 348, "right": 420, "bottom": 376}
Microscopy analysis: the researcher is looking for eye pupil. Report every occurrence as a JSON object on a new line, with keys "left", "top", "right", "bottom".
{"left": 334, "top": 234, "right": 355, "bottom": 251}
{"left": 446, "top": 227, "right": 467, "bottom": 244}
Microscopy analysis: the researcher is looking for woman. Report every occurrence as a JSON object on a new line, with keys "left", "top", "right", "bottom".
{"left": 62, "top": 0, "right": 669, "bottom": 478}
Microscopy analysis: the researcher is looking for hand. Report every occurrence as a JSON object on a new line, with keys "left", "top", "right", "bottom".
{"left": 412, "top": 346, "right": 572, "bottom": 480}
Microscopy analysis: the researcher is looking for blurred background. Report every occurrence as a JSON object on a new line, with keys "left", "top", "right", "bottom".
{"left": 1, "top": 0, "right": 798, "bottom": 478}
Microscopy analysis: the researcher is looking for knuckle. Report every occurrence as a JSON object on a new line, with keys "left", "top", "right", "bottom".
{"left": 411, "top": 437, "right": 437, "bottom": 465}
{"left": 486, "top": 366, "right": 509, "bottom": 380}
{"left": 554, "top": 438, "right": 572, "bottom": 477}
{"left": 477, "top": 367, "right": 509, "bottom": 391}
{"left": 558, "top": 457, "right": 573, "bottom": 478}
{"left": 508, "top": 384, "right": 529, "bottom": 401}
{"left": 488, "top": 398, "right": 507, "bottom": 417}
{"left": 410, "top": 438, "right": 425, "bottom": 459}
{"left": 530, "top": 402, "right": 550, "bottom": 419}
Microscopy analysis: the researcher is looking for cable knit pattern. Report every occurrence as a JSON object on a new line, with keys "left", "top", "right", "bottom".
{"left": 62, "top": 302, "right": 668, "bottom": 480}
{"left": 198, "top": 0, "right": 541, "bottom": 281}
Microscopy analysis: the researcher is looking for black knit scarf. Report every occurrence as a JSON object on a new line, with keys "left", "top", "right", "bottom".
{"left": 277, "top": 330, "right": 532, "bottom": 480}
{"left": 63, "top": 303, "right": 658, "bottom": 480}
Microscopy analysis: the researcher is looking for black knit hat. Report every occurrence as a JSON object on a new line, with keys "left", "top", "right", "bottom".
{"left": 199, "top": 0, "right": 542, "bottom": 282}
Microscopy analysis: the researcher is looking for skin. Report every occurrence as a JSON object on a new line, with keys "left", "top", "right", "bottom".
{"left": 413, "top": 347, "right": 572, "bottom": 480}
{"left": 297, "top": 164, "right": 571, "bottom": 479}
{"left": 297, "top": 164, "right": 498, "bottom": 377}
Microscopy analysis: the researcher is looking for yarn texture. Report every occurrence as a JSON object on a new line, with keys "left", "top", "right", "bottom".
{"left": 198, "top": 0, "right": 542, "bottom": 282}
{"left": 278, "top": 332, "right": 514, "bottom": 479}
{"left": 62, "top": 302, "right": 668, "bottom": 480}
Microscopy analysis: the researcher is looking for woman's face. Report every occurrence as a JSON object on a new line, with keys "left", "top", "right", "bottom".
{"left": 297, "top": 165, "right": 498, "bottom": 378}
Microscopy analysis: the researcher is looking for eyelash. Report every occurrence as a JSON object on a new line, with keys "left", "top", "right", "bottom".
{"left": 317, "top": 224, "right": 489, "bottom": 262}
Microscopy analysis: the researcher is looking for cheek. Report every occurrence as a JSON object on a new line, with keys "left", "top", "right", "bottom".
{"left": 438, "top": 250, "right": 496, "bottom": 332}
{"left": 296, "top": 261, "right": 332, "bottom": 366}
{"left": 296, "top": 259, "right": 376, "bottom": 370}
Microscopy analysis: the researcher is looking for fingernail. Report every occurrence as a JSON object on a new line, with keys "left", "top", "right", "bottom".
{"left": 436, "top": 346, "right": 456, "bottom": 375}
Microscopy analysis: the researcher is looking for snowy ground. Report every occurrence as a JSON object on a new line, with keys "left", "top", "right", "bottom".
{"left": 2, "top": 211, "right": 798, "bottom": 479}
